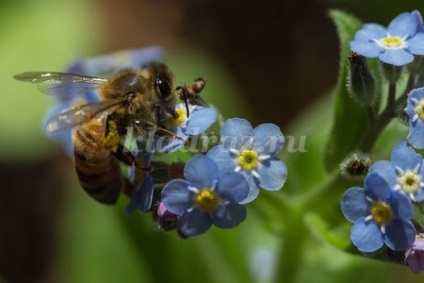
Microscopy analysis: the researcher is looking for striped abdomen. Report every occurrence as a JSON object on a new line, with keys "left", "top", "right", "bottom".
{"left": 73, "top": 118, "right": 122, "bottom": 204}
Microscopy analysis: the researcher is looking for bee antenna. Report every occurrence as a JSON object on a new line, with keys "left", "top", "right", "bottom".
{"left": 182, "top": 85, "right": 190, "bottom": 118}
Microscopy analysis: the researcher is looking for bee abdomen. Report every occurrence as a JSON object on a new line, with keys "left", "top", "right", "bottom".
{"left": 73, "top": 121, "right": 123, "bottom": 205}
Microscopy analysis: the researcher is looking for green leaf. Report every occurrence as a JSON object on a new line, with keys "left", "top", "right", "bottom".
{"left": 0, "top": 0, "right": 101, "bottom": 162}
{"left": 304, "top": 212, "right": 352, "bottom": 250}
{"left": 324, "top": 10, "right": 368, "bottom": 171}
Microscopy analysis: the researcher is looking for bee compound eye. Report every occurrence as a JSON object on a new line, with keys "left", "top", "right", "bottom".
{"left": 156, "top": 76, "right": 172, "bottom": 99}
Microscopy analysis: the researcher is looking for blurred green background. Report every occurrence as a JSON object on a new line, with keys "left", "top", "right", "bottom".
{"left": 1, "top": 0, "right": 424, "bottom": 282}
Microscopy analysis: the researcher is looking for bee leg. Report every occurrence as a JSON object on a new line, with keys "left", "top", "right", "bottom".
{"left": 113, "top": 143, "right": 138, "bottom": 166}
{"left": 176, "top": 77, "right": 208, "bottom": 107}
{"left": 122, "top": 176, "right": 134, "bottom": 197}
{"left": 135, "top": 120, "right": 189, "bottom": 146}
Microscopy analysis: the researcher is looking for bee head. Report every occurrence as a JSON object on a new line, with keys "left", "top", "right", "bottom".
{"left": 150, "top": 62, "right": 176, "bottom": 116}
{"left": 104, "top": 69, "right": 144, "bottom": 100}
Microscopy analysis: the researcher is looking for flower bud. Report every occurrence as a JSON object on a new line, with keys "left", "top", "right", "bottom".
{"left": 156, "top": 202, "right": 179, "bottom": 232}
{"left": 347, "top": 52, "right": 377, "bottom": 106}
{"left": 340, "top": 152, "right": 371, "bottom": 180}
{"left": 405, "top": 235, "right": 424, "bottom": 274}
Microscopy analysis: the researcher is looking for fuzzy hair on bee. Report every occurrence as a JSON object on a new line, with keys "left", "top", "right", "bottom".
{"left": 14, "top": 62, "right": 195, "bottom": 205}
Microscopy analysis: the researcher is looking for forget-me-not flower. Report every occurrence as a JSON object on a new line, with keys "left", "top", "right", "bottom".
{"left": 369, "top": 141, "right": 424, "bottom": 202}
{"left": 207, "top": 118, "right": 287, "bottom": 203}
{"left": 405, "top": 87, "right": 424, "bottom": 149}
{"left": 350, "top": 12, "right": 424, "bottom": 66}
{"left": 156, "top": 103, "right": 217, "bottom": 153}
{"left": 341, "top": 173, "right": 415, "bottom": 253}
{"left": 161, "top": 155, "right": 249, "bottom": 237}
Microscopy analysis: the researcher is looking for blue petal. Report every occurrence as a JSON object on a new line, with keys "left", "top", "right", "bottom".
{"left": 390, "top": 141, "right": 422, "bottom": 169}
{"left": 407, "top": 120, "right": 424, "bottom": 149}
{"left": 350, "top": 40, "right": 383, "bottom": 58}
{"left": 257, "top": 158, "right": 288, "bottom": 191}
{"left": 387, "top": 13, "right": 417, "bottom": 37}
{"left": 184, "top": 107, "right": 217, "bottom": 135}
{"left": 210, "top": 203, "right": 247, "bottom": 229}
{"left": 354, "top": 24, "right": 387, "bottom": 41}
{"left": 43, "top": 106, "right": 74, "bottom": 157}
{"left": 409, "top": 87, "right": 424, "bottom": 100}
{"left": 389, "top": 191, "right": 413, "bottom": 219}
{"left": 341, "top": 187, "right": 369, "bottom": 223}
{"left": 369, "top": 160, "right": 397, "bottom": 187}
{"left": 240, "top": 173, "right": 260, "bottom": 204}
{"left": 221, "top": 118, "right": 254, "bottom": 150}
{"left": 253, "top": 123, "right": 284, "bottom": 156}
{"left": 84, "top": 47, "right": 164, "bottom": 74}
{"left": 177, "top": 209, "right": 212, "bottom": 237}
{"left": 216, "top": 172, "right": 250, "bottom": 203}
{"left": 364, "top": 173, "right": 392, "bottom": 201}
{"left": 351, "top": 218, "right": 384, "bottom": 253}
{"left": 405, "top": 89, "right": 423, "bottom": 120}
{"left": 125, "top": 173, "right": 153, "bottom": 213}
{"left": 414, "top": 188, "right": 424, "bottom": 202}
{"left": 184, "top": 155, "right": 220, "bottom": 188}
{"left": 378, "top": 49, "right": 414, "bottom": 66}
{"left": 384, "top": 219, "right": 416, "bottom": 251}
{"left": 206, "top": 145, "right": 237, "bottom": 173}
{"left": 155, "top": 126, "right": 187, "bottom": 153}
{"left": 408, "top": 33, "right": 424, "bottom": 55}
{"left": 161, "top": 179, "right": 193, "bottom": 215}
{"left": 412, "top": 10, "right": 424, "bottom": 32}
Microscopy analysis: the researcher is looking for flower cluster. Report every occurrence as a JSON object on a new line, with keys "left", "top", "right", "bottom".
{"left": 340, "top": 10, "right": 424, "bottom": 274}
{"left": 159, "top": 118, "right": 287, "bottom": 237}
{"left": 42, "top": 47, "right": 287, "bottom": 238}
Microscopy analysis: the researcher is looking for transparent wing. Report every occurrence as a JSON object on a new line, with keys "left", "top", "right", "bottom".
{"left": 46, "top": 99, "right": 125, "bottom": 133}
{"left": 14, "top": 72, "right": 108, "bottom": 96}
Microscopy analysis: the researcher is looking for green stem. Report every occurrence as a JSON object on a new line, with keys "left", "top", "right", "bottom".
{"left": 405, "top": 75, "right": 416, "bottom": 94}
{"left": 272, "top": 171, "right": 345, "bottom": 283}
{"left": 358, "top": 74, "right": 419, "bottom": 152}
{"left": 386, "top": 83, "right": 396, "bottom": 111}
{"left": 358, "top": 83, "right": 398, "bottom": 152}
{"left": 365, "top": 106, "right": 376, "bottom": 124}
{"left": 273, "top": 209, "right": 307, "bottom": 283}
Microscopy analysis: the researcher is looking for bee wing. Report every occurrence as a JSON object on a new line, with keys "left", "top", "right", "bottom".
{"left": 46, "top": 99, "right": 125, "bottom": 133}
{"left": 14, "top": 72, "right": 107, "bottom": 96}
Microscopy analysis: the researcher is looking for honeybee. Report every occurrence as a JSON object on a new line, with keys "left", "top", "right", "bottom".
{"left": 14, "top": 62, "right": 191, "bottom": 205}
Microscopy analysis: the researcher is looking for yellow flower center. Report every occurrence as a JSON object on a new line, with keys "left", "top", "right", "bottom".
{"left": 398, "top": 171, "right": 421, "bottom": 193}
{"left": 370, "top": 202, "right": 393, "bottom": 225}
{"left": 239, "top": 150, "right": 258, "bottom": 171}
{"left": 415, "top": 101, "right": 424, "bottom": 120}
{"left": 381, "top": 36, "right": 404, "bottom": 49}
{"left": 167, "top": 108, "right": 187, "bottom": 127}
{"left": 195, "top": 190, "right": 219, "bottom": 211}
{"left": 102, "top": 120, "right": 120, "bottom": 152}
